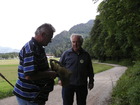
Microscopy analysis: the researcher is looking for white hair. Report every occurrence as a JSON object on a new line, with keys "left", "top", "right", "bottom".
{"left": 70, "top": 34, "right": 84, "bottom": 43}
{"left": 35, "top": 23, "right": 55, "bottom": 36}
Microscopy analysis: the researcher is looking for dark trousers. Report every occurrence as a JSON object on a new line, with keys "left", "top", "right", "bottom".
{"left": 62, "top": 85, "right": 88, "bottom": 105}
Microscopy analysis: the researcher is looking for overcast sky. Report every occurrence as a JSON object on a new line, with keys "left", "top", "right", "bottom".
{"left": 0, "top": 0, "right": 102, "bottom": 50}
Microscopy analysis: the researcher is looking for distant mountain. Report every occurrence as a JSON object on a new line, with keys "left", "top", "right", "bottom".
{"left": 45, "top": 20, "right": 94, "bottom": 56}
{"left": 0, "top": 46, "right": 20, "bottom": 53}
{"left": 69, "top": 20, "right": 94, "bottom": 36}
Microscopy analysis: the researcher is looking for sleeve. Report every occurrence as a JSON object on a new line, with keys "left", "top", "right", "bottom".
{"left": 23, "top": 50, "right": 36, "bottom": 76}
{"left": 87, "top": 53, "right": 94, "bottom": 83}
{"left": 59, "top": 52, "right": 66, "bottom": 66}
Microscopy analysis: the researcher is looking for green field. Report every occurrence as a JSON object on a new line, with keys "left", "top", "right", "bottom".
{"left": 0, "top": 59, "right": 113, "bottom": 99}
{"left": 0, "top": 59, "right": 19, "bottom": 99}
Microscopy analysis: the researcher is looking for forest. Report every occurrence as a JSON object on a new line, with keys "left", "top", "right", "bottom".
{"left": 84, "top": 0, "right": 140, "bottom": 63}
{"left": 87, "top": 0, "right": 140, "bottom": 105}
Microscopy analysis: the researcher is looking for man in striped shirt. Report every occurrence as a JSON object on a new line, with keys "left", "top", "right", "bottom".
{"left": 13, "top": 23, "right": 57, "bottom": 105}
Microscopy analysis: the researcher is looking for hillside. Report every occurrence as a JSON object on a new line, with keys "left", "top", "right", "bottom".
{"left": 0, "top": 46, "right": 19, "bottom": 53}
{"left": 45, "top": 20, "right": 94, "bottom": 56}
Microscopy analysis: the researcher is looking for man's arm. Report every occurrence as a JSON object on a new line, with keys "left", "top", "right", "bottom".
{"left": 88, "top": 54, "right": 94, "bottom": 90}
{"left": 25, "top": 70, "right": 57, "bottom": 80}
{"left": 88, "top": 76, "right": 94, "bottom": 90}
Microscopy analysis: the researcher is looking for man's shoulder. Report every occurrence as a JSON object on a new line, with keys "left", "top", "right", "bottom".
{"left": 81, "top": 49, "right": 91, "bottom": 57}
{"left": 63, "top": 48, "right": 72, "bottom": 54}
{"left": 60, "top": 49, "right": 72, "bottom": 57}
{"left": 21, "top": 39, "right": 34, "bottom": 53}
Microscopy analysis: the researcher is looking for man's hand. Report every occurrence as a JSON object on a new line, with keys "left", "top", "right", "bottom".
{"left": 48, "top": 71, "right": 57, "bottom": 79}
{"left": 88, "top": 77, "right": 94, "bottom": 90}
{"left": 58, "top": 80, "right": 62, "bottom": 86}
{"left": 25, "top": 70, "right": 57, "bottom": 80}
{"left": 88, "top": 83, "right": 94, "bottom": 90}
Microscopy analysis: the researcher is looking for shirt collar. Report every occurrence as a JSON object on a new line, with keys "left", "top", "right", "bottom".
{"left": 31, "top": 37, "right": 43, "bottom": 48}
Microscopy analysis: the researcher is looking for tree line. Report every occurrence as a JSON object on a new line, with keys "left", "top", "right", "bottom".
{"left": 83, "top": 0, "right": 140, "bottom": 62}
{"left": 0, "top": 53, "right": 18, "bottom": 59}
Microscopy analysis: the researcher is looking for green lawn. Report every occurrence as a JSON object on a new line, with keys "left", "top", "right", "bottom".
{"left": 0, "top": 60, "right": 18, "bottom": 99}
{"left": 93, "top": 63, "right": 113, "bottom": 73}
{"left": 0, "top": 65, "right": 18, "bottom": 82}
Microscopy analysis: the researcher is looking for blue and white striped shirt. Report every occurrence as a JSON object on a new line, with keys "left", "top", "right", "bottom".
{"left": 13, "top": 37, "right": 51, "bottom": 101}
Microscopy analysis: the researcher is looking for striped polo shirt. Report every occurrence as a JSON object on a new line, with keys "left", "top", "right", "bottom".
{"left": 13, "top": 37, "right": 52, "bottom": 101}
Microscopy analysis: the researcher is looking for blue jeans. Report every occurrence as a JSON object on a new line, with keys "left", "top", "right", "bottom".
{"left": 62, "top": 85, "right": 88, "bottom": 105}
{"left": 16, "top": 96, "right": 45, "bottom": 105}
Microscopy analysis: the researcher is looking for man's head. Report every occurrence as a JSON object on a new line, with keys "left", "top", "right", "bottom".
{"left": 70, "top": 34, "right": 83, "bottom": 53}
{"left": 34, "top": 23, "right": 55, "bottom": 46}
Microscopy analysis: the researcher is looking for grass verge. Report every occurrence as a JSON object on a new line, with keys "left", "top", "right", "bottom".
{"left": 109, "top": 61, "right": 140, "bottom": 105}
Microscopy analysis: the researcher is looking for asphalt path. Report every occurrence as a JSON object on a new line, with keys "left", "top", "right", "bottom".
{"left": 0, "top": 63, "right": 127, "bottom": 105}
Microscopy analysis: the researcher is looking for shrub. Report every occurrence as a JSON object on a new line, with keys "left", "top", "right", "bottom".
{"left": 111, "top": 61, "right": 140, "bottom": 105}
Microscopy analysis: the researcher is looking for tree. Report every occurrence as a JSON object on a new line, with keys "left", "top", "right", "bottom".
{"left": 83, "top": 16, "right": 107, "bottom": 61}
{"left": 89, "top": 0, "right": 140, "bottom": 61}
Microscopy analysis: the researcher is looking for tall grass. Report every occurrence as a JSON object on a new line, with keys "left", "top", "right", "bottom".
{"left": 110, "top": 61, "right": 140, "bottom": 105}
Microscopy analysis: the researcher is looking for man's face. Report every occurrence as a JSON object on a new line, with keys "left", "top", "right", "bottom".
{"left": 41, "top": 32, "right": 53, "bottom": 46}
{"left": 71, "top": 36, "right": 82, "bottom": 52}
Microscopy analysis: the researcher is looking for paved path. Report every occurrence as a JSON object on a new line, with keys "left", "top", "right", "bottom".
{"left": 0, "top": 64, "right": 127, "bottom": 105}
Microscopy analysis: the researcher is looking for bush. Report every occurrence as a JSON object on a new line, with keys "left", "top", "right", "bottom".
{"left": 111, "top": 61, "right": 140, "bottom": 105}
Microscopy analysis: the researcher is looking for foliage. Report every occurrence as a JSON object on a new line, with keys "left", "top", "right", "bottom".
{"left": 86, "top": 2, "right": 140, "bottom": 104}
{"left": 85, "top": 0, "right": 140, "bottom": 62}
{"left": 83, "top": 16, "right": 108, "bottom": 61}
{"left": 111, "top": 61, "right": 140, "bottom": 105}
{"left": 69, "top": 20, "right": 94, "bottom": 36}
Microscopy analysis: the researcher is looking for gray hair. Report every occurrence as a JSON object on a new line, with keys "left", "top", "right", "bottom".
{"left": 35, "top": 23, "right": 55, "bottom": 36}
{"left": 70, "top": 33, "right": 84, "bottom": 43}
